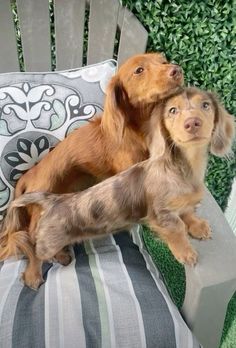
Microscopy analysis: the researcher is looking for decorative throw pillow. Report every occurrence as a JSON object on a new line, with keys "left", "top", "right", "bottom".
{"left": 0, "top": 60, "right": 117, "bottom": 220}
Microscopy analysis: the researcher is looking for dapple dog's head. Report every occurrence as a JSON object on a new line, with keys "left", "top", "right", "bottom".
{"left": 149, "top": 87, "right": 235, "bottom": 158}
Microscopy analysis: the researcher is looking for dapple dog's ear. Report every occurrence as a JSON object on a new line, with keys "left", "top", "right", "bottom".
{"left": 148, "top": 107, "right": 167, "bottom": 158}
{"left": 102, "top": 75, "right": 131, "bottom": 142}
{"left": 208, "top": 92, "right": 235, "bottom": 157}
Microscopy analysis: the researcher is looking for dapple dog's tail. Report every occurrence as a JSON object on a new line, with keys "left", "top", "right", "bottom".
{"left": 0, "top": 192, "right": 53, "bottom": 261}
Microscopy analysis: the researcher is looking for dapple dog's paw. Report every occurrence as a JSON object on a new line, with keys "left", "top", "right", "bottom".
{"left": 188, "top": 218, "right": 212, "bottom": 240}
{"left": 54, "top": 247, "right": 73, "bottom": 266}
{"left": 173, "top": 245, "right": 198, "bottom": 267}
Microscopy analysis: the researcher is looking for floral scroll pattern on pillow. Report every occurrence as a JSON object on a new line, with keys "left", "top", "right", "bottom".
{"left": 0, "top": 60, "right": 117, "bottom": 220}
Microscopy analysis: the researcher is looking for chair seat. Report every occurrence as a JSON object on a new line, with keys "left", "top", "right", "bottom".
{"left": 0, "top": 227, "right": 200, "bottom": 348}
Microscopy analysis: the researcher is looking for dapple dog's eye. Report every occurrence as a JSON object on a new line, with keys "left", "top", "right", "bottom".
{"left": 169, "top": 107, "right": 177, "bottom": 115}
{"left": 134, "top": 67, "right": 144, "bottom": 74}
{"left": 202, "top": 102, "right": 210, "bottom": 110}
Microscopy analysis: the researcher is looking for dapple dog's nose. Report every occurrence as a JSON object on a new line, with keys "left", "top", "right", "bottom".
{"left": 184, "top": 117, "right": 202, "bottom": 134}
{"left": 169, "top": 65, "right": 182, "bottom": 79}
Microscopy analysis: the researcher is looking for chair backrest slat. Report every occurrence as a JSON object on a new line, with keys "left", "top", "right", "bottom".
{"left": 54, "top": 0, "right": 86, "bottom": 70}
{"left": 16, "top": 0, "right": 51, "bottom": 71}
{"left": 0, "top": 0, "right": 148, "bottom": 73}
{"left": 117, "top": 7, "right": 148, "bottom": 66}
{"left": 0, "top": 1, "right": 19, "bottom": 72}
{"left": 87, "top": 0, "right": 120, "bottom": 65}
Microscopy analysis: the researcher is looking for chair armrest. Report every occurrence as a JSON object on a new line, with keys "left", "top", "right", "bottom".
{"left": 181, "top": 188, "right": 236, "bottom": 348}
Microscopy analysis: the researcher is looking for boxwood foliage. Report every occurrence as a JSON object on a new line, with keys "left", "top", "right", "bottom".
{"left": 122, "top": 0, "right": 236, "bottom": 211}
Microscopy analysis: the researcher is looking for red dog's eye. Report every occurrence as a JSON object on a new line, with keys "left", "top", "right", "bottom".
{"left": 169, "top": 107, "right": 177, "bottom": 115}
{"left": 134, "top": 67, "right": 144, "bottom": 74}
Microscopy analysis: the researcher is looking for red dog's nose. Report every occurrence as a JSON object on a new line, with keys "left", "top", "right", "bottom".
{"left": 169, "top": 65, "right": 182, "bottom": 79}
{"left": 184, "top": 117, "right": 202, "bottom": 134}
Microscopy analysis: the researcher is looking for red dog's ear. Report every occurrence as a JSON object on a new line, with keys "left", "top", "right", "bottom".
{"left": 101, "top": 75, "right": 131, "bottom": 143}
{"left": 208, "top": 93, "right": 235, "bottom": 157}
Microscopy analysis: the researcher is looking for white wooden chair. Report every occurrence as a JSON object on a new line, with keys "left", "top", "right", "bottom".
{"left": 0, "top": 1, "right": 236, "bottom": 347}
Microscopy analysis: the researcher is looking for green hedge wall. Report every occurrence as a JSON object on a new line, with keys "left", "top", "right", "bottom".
{"left": 122, "top": 0, "right": 236, "bottom": 211}
{"left": 120, "top": 5, "right": 236, "bottom": 343}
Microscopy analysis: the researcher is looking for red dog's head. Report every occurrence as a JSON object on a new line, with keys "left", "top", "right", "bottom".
{"left": 102, "top": 53, "right": 184, "bottom": 141}
{"left": 116, "top": 53, "right": 183, "bottom": 104}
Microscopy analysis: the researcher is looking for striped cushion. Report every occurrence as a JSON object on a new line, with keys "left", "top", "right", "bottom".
{"left": 0, "top": 226, "right": 201, "bottom": 348}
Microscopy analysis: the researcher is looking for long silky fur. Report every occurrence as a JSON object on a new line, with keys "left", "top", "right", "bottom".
{"left": 0, "top": 207, "right": 33, "bottom": 260}
{"left": 0, "top": 193, "right": 50, "bottom": 260}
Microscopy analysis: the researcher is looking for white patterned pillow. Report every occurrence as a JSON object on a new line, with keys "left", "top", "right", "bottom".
{"left": 0, "top": 60, "right": 117, "bottom": 220}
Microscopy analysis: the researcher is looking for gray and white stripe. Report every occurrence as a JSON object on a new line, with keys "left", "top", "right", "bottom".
{"left": 0, "top": 231, "right": 201, "bottom": 348}
{"left": 92, "top": 235, "right": 147, "bottom": 348}
{"left": 131, "top": 224, "right": 199, "bottom": 348}
{"left": 0, "top": 259, "right": 25, "bottom": 348}
{"left": 114, "top": 231, "right": 177, "bottom": 348}
{"left": 45, "top": 257, "right": 86, "bottom": 348}
{"left": 74, "top": 243, "right": 102, "bottom": 348}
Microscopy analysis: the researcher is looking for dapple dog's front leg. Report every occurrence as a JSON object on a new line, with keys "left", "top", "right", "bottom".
{"left": 149, "top": 211, "right": 198, "bottom": 266}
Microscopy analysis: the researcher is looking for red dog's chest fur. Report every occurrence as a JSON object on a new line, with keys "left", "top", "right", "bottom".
{"left": 16, "top": 117, "right": 149, "bottom": 196}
